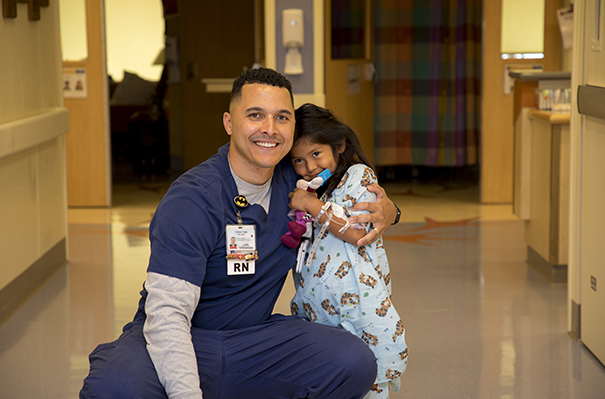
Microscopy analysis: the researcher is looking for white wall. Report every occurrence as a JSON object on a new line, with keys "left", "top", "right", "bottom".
{"left": 501, "top": 0, "right": 545, "bottom": 53}
{"left": 60, "top": 0, "right": 88, "bottom": 61}
{"left": 61, "top": 0, "right": 165, "bottom": 82}
{"left": 569, "top": 0, "right": 605, "bottom": 363}
{"left": 104, "top": 0, "right": 165, "bottom": 81}
{"left": 0, "top": 6, "right": 63, "bottom": 123}
{"left": 0, "top": 2, "right": 68, "bottom": 291}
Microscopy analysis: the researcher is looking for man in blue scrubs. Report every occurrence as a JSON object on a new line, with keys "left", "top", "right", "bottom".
{"left": 80, "top": 68, "right": 398, "bottom": 399}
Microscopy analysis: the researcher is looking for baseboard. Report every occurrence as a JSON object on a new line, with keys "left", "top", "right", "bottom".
{"left": 526, "top": 245, "right": 567, "bottom": 283}
{"left": 570, "top": 300, "right": 581, "bottom": 340}
{"left": 0, "top": 239, "right": 67, "bottom": 325}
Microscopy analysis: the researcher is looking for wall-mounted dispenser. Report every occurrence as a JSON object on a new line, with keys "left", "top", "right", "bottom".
{"left": 282, "top": 8, "right": 304, "bottom": 75}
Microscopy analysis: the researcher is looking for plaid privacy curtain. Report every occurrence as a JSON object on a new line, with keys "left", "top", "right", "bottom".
{"left": 332, "top": 0, "right": 366, "bottom": 59}
{"left": 374, "top": 0, "right": 482, "bottom": 166}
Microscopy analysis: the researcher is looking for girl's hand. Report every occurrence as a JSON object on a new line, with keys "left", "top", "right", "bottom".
{"left": 288, "top": 188, "right": 319, "bottom": 212}
{"left": 349, "top": 183, "right": 398, "bottom": 246}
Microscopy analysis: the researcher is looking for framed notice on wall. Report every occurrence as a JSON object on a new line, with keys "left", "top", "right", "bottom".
{"left": 63, "top": 67, "right": 88, "bottom": 99}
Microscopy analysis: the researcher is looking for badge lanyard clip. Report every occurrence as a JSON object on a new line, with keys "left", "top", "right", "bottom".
{"left": 233, "top": 195, "right": 248, "bottom": 224}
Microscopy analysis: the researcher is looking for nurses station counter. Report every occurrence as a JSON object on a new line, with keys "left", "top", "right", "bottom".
{"left": 511, "top": 71, "right": 571, "bottom": 283}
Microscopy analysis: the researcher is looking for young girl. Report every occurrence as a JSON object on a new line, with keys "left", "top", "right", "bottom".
{"left": 288, "top": 103, "right": 408, "bottom": 399}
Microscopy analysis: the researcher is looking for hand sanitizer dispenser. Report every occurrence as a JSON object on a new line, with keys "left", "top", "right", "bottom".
{"left": 282, "top": 9, "right": 304, "bottom": 75}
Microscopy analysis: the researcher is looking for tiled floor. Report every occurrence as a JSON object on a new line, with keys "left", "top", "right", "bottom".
{"left": 1, "top": 181, "right": 604, "bottom": 398}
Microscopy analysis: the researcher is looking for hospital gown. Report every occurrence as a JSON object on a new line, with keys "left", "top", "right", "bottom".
{"left": 291, "top": 164, "right": 408, "bottom": 399}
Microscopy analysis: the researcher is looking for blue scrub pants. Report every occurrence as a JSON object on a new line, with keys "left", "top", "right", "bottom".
{"left": 80, "top": 314, "right": 377, "bottom": 399}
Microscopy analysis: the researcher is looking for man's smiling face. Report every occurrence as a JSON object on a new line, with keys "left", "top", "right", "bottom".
{"left": 223, "top": 83, "right": 295, "bottom": 185}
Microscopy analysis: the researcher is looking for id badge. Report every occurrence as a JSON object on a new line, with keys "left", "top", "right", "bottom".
{"left": 226, "top": 224, "right": 257, "bottom": 275}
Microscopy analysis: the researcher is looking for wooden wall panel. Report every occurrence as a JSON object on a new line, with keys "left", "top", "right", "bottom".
{"left": 64, "top": 0, "right": 111, "bottom": 207}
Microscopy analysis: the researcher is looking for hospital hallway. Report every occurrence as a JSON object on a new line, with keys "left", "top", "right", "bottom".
{"left": 1, "top": 180, "right": 605, "bottom": 399}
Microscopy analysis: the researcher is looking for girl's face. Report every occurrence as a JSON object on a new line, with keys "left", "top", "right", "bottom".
{"left": 290, "top": 138, "right": 339, "bottom": 181}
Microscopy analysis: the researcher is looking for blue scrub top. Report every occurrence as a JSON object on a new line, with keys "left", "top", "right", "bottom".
{"left": 140, "top": 144, "right": 297, "bottom": 330}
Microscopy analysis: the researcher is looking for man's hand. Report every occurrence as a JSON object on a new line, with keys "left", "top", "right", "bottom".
{"left": 349, "top": 183, "right": 397, "bottom": 246}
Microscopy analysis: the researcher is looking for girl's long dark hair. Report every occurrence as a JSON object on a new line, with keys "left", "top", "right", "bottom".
{"left": 293, "top": 103, "right": 373, "bottom": 199}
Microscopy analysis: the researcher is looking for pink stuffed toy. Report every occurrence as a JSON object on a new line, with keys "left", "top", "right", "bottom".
{"left": 281, "top": 169, "right": 332, "bottom": 248}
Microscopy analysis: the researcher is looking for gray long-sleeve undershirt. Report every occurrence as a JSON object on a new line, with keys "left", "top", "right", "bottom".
{"left": 144, "top": 272, "right": 202, "bottom": 399}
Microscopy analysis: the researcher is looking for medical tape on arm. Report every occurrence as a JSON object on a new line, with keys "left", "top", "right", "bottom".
{"left": 326, "top": 203, "right": 364, "bottom": 233}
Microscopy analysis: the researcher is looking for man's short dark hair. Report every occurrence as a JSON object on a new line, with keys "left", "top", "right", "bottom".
{"left": 230, "top": 67, "right": 294, "bottom": 106}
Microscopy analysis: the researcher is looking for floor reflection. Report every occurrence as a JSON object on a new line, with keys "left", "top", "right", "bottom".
{"left": 0, "top": 267, "right": 70, "bottom": 398}
{"left": 1, "top": 182, "right": 604, "bottom": 399}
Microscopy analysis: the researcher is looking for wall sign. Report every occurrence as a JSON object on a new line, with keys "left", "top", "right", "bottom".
{"left": 2, "top": 0, "right": 49, "bottom": 21}
{"left": 63, "top": 67, "right": 88, "bottom": 99}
